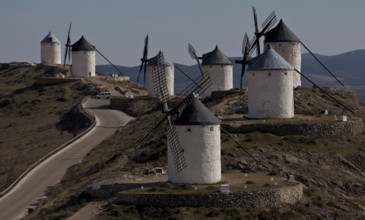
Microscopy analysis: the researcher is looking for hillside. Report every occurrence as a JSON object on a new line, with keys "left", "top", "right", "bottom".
{"left": 25, "top": 87, "right": 365, "bottom": 219}
{"left": 0, "top": 64, "right": 143, "bottom": 193}
{"left": 97, "top": 49, "right": 365, "bottom": 100}
{"left": 0, "top": 64, "right": 92, "bottom": 192}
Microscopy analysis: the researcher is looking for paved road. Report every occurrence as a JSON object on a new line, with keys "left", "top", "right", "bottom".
{"left": 0, "top": 99, "right": 134, "bottom": 220}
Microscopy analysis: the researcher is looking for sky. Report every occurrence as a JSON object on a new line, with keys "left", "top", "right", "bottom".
{"left": 0, "top": 0, "right": 364, "bottom": 66}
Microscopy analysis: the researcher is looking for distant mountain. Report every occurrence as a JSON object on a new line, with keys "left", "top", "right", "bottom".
{"left": 96, "top": 49, "right": 365, "bottom": 101}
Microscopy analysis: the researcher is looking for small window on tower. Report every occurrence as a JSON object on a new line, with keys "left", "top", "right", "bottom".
{"left": 187, "top": 128, "right": 191, "bottom": 132}
{"left": 284, "top": 72, "right": 287, "bottom": 75}
{"left": 210, "top": 127, "right": 214, "bottom": 131}
{"left": 252, "top": 73, "right": 255, "bottom": 76}
{"left": 268, "top": 72, "right": 271, "bottom": 76}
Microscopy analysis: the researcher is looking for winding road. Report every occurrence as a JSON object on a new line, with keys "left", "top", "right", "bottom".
{"left": 0, "top": 99, "right": 134, "bottom": 220}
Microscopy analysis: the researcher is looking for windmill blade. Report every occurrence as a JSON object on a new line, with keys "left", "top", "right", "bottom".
{"left": 92, "top": 45, "right": 124, "bottom": 75}
{"left": 144, "top": 62, "right": 147, "bottom": 85}
{"left": 262, "top": 11, "right": 276, "bottom": 29}
{"left": 136, "top": 74, "right": 211, "bottom": 150}
{"left": 67, "top": 46, "right": 72, "bottom": 63}
{"left": 151, "top": 51, "right": 170, "bottom": 105}
{"left": 248, "top": 35, "right": 258, "bottom": 58}
{"left": 239, "top": 61, "right": 247, "bottom": 91}
{"left": 299, "top": 40, "right": 344, "bottom": 86}
{"left": 188, "top": 43, "right": 198, "bottom": 60}
{"left": 177, "top": 72, "right": 211, "bottom": 98}
{"left": 167, "top": 117, "right": 187, "bottom": 173}
{"left": 188, "top": 43, "right": 204, "bottom": 77}
{"left": 142, "top": 34, "right": 149, "bottom": 61}
{"left": 294, "top": 68, "right": 354, "bottom": 115}
{"left": 237, "top": 33, "right": 251, "bottom": 91}
{"left": 142, "top": 35, "right": 149, "bottom": 85}
{"left": 63, "top": 46, "right": 69, "bottom": 68}
{"left": 252, "top": 6, "right": 259, "bottom": 34}
{"left": 136, "top": 114, "right": 168, "bottom": 148}
{"left": 261, "top": 16, "right": 277, "bottom": 34}
{"left": 137, "top": 64, "right": 143, "bottom": 83}
{"left": 137, "top": 34, "right": 149, "bottom": 84}
{"left": 252, "top": 6, "right": 261, "bottom": 55}
{"left": 63, "top": 22, "right": 72, "bottom": 68}
{"left": 174, "top": 65, "right": 202, "bottom": 89}
{"left": 241, "top": 33, "right": 249, "bottom": 56}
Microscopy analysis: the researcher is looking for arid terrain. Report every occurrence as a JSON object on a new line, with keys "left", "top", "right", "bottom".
{"left": 2, "top": 64, "right": 365, "bottom": 219}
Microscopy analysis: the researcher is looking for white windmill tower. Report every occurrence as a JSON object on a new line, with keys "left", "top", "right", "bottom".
{"left": 188, "top": 44, "right": 233, "bottom": 96}
{"left": 137, "top": 35, "right": 174, "bottom": 96}
{"left": 71, "top": 36, "right": 96, "bottom": 77}
{"left": 247, "top": 45, "right": 295, "bottom": 119}
{"left": 137, "top": 51, "right": 222, "bottom": 184}
{"left": 168, "top": 96, "right": 221, "bottom": 184}
{"left": 146, "top": 51, "right": 174, "bottom": 97}
{"left": 264, "top": 19, "right": 301, "bottom": 88}
{"left": 201, "top": 46, "right": 233, "bottom": 96}
{"left": 40, "top": 32, "right": 61, "bottom": 65}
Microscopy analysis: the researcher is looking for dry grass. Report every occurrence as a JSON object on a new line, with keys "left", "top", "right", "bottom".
{"left": 0, "top": 64, "right": 93, "bottom": 191}
{"left": 25, "top": 85, "right": 365, "bottom": 219}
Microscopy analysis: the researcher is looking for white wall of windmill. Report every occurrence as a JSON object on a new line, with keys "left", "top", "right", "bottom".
{"left": 71, "top": 51, "right": 95, "bottom": 77}
{"left": 202, "top": 65, "right": 233, "bottom": 96}
{"left": 168, "top": 124, "right": 221, "bottom": 184}
{"left": 264, "top": 42, "right": 301, "bottom": 88}
{"left": 146, "top": 65, "right": 174, "bottom": 97}
{"left": 41, "top": 42, "right": 61, "bottom": 65}
{"left": 248, "top": 70, "right": 294, "bottom": 119}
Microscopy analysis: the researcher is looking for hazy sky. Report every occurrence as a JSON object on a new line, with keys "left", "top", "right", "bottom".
{"left": 0, "top": 0, "right": 364, "bottom": 66}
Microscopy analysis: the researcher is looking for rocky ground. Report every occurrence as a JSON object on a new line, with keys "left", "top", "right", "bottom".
{"left": 21, "top": 82, "right": 365, "bottom": 219}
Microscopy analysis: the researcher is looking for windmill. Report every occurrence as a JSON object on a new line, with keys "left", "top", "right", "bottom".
{"left": 251, "top": 6, "right": 277, "bottom": 55}
{"left": 137, "top": 34, "right": 149, "bottom": 84}
{"left": 63, "top": 22, "right": 72, "bottom": 68}
{"left": 264, "top": 19, "right": 344, "bottom": 87}
{"left": 137, "top": 48, "right": 265, "bottom": 183}
{"left": 235, "top": 7, "right": 277, "bottom": 91}
{"left": 137, "top": 51, "right": 212, "bottom": 175}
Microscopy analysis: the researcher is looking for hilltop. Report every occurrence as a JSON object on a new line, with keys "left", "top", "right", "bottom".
{"left": 22, "top": 80, "right": 365, "bottom": 219}
{"left": 97, "top": 49, "right": 365, "bottom": 101}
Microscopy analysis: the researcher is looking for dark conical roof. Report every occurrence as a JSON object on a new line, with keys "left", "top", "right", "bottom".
{"left": 264, "top": 19, "right": 299, "bottom": 43}
{"left": 41, "top": 32, "right": 60, "bottom": 43}
{"left": 248, "top": 45, "right": 293, "bottom": 71}
{"left": 202, "top": 45, "right": 232, "bottom": 65}
{"left": 175, "top": 97, "right": 220, "bottom": 126}
{"left": 148, "top": 51, "right": 173, "bottom": 66}
{"left": 72, "top": 36, "right": 95, "bottom": 51}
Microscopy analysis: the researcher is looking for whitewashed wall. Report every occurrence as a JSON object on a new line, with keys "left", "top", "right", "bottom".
{"left": 71, "top": 51, "right": 95, "bottom": 77}
{"left": 265, "top": 42, "right": 301, "bottom": 87}
{"left": 168, "top": 124, "right": 221, "bottom": 184}
{"left": 147, "top": 65, "right": 174, "bottom": 97}
{"left": 202, "top": 65, "right": 233, "bottom": 96}
{"left": 248, "top": 70, "right": 294, "bottom": 119}
{"left": 41, "top": 42, "right": 61, "bottom": 65}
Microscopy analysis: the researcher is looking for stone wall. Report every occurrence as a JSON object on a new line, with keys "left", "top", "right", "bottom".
{"left": 110, "top": 96, "right": 162, "bottom": 117}
{"left": 116, "top": 183, "right": 303, "bottom": 208}
{"left": 36, "top": 77, "right": 80, "bottom": 85}
{"left": 210, "top": 89, "right": 242, "bottom": 100}
{"left": 222, "top": 118, "right": 363, "bottom": 140}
